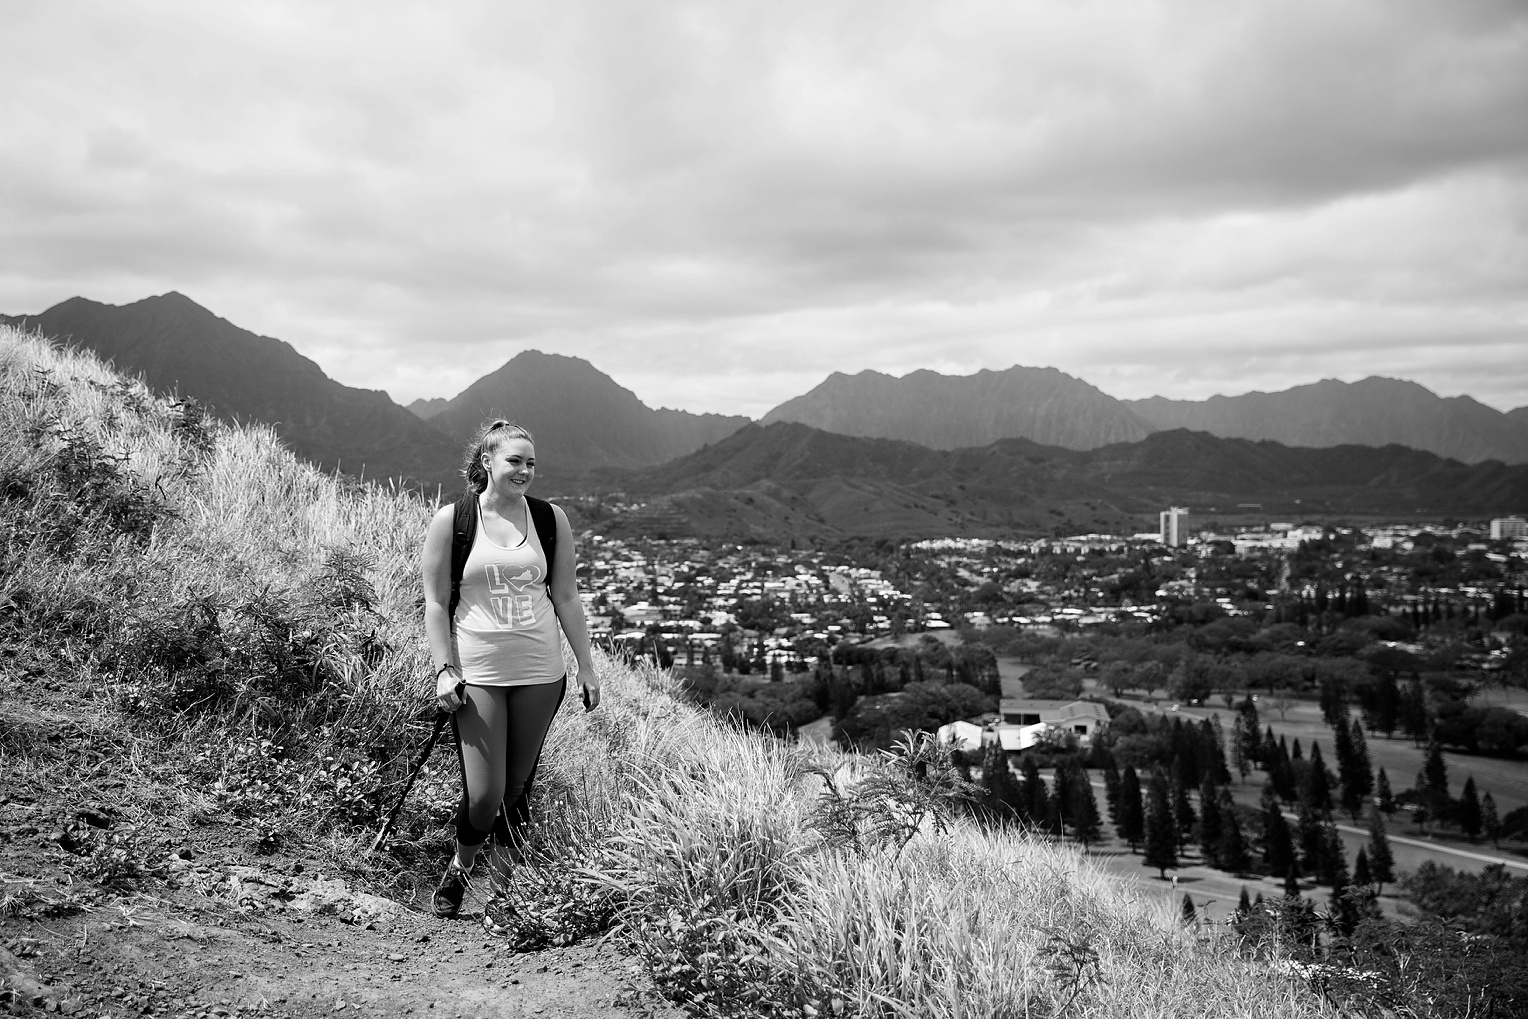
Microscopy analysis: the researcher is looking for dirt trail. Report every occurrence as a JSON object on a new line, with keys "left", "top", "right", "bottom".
{"left": 0, "top": 842, "right": 681, "bottom": 1019}
{"left": 0, "top": 671, "right": 680, "bottom": 1019}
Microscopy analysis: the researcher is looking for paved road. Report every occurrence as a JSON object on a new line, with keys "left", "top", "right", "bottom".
{"left": 1326, "top": 814, "right": 1528, "bottom": 872}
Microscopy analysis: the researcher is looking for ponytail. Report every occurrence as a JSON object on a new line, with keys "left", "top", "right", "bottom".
{"left": 461, "top": 419, "right": 535, "bottom": 493}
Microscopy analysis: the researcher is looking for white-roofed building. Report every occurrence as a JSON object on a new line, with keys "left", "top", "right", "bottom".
{"left": 934, "top": 719, "right": 986, "bottom": 754}
{"left": 998, "top": 698, "right": 1110, "bottom": 746}
{"left": 938, "top": 700, "right": 1109, "bottom": 756}
{"left": 996, "top": 723, "right": 1052, "bottom": 752}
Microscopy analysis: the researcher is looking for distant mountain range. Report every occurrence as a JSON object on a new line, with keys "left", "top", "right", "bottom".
{"left": 7, "top": 292, "right": 1528, "bottom": 523}
{"left": 1126, "top": 377, "right": 1528, "bottom": 465}
{"left": 407, "top": 397, "right": 449, "bottom": 419}
{"left": 595, "top": 422, "right": 1528, "bottom": 541}
{"left": 761, "top": 367, "right": 1528, "bottom": 465}
{"left": 2, "top": 293, "right": 463, "bottom": 489}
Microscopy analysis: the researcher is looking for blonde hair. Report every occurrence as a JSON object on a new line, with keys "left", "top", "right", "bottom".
{"left": 461, "top": 419, "right": 535, "bottom": 493}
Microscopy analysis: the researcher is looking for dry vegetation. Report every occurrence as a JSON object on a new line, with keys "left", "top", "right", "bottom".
{"left": 0, "top": 324, "right": 1340, "bottom": 1018}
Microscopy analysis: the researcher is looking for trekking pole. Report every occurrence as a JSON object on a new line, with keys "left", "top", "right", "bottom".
{"left": 368, "top": 685, "right": 462, "bottom": 855}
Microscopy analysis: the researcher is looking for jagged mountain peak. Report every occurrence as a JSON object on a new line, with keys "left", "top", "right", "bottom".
{"left": 761, "top": 362, "right": 1153, "bottom": 451}
{"left": 427, "top": 347, "right": 748, "bottom": 474}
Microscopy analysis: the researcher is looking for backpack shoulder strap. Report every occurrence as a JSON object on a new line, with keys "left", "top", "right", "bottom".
{"left": 448, "top": 493, "right": 478, "bottom": 620}
{"left": 526, "top": 496, "right": 557, "bottom": 587}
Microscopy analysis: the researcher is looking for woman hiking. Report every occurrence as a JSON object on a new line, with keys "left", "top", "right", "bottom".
{"left": 419, "top": 419, "right": 600, "bottom": 932}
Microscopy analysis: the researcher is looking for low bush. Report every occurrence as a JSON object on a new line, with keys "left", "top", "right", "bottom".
{"left": 675, "top": 665, "right": 823, "bottom": 735}
{"left": 832, "top": 681, "right": 992, "bottom": 751}
{"left": 1431, "top": 700, "right": 1528, "bottom": 758}
{"left": 1234, "top": 886, "right": 1528, "bottom": 1018}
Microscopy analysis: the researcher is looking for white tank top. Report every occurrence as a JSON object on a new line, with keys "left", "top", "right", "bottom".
{"left": 451, "top": 500, "right": 564, "bottom": 686}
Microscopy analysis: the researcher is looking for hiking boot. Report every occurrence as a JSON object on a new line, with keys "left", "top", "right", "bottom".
{"left": 481, "top": 894, "right": 519, "bottom": 938}
{"left": 431, "top": 861, "right": 469, "bottom": 919}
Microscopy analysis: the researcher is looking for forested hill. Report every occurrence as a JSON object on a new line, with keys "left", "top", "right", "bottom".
{"left": 592, "top": 422, "right": 1528, "bottom": 540}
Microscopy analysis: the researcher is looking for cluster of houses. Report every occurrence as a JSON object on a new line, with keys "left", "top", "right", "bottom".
{"left": 570, "top": 517, "right": 1526, "bottom": 667}
{"left": 575, "top": 537, "right": 920, "bottom": 654}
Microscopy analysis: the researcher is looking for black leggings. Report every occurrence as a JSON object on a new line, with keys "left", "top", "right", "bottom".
{"left": 451, "top": 677, "right": 566, "bottom": 850}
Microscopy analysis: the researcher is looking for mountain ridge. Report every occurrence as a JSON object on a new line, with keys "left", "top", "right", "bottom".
{"left": 1125, "top": 376, "right": 1528, "bottom": 465}
{"left": 407, "top": 396, "right": 449, "bottom": 419}
{"left": 761, "top": 364, "right": 1154, "bottom": 450}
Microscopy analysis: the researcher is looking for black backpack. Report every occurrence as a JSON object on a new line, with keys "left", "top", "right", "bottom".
{"left": 448, "top": 493, "right": 558, "bottom": 620}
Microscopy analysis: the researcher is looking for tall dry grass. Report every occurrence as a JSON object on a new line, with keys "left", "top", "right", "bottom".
{"left": 537, "top": 659, "right": 1335, "bottom": 1018}
{"left": 0, "top": 324, "right": 1338, "bottom": 1018}
{"left": 0, "top": 324, "right": 439, "bottom": 837}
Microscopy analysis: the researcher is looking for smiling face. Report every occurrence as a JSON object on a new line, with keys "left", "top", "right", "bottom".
{"left": 481, "top": 437, "right": 535, "bottom": 497}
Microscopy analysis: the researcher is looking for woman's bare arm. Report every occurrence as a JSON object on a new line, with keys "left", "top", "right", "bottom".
{"left": 421, "top": 503, "right": 463, "bottom": 711}
{"left": 547, "top": 503, "right": 599, "bottom": 708}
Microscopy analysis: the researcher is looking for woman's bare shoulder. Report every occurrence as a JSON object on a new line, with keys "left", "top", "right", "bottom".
{"left": 426, "top": 500, "right": 460, "bottom": 534}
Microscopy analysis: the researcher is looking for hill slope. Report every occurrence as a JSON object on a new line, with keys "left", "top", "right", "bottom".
{"left": 601, "top": 422, "right": 1528, "bottom": 540}
{"left": 1127, "top": 377, "right": 1528, "bottom": 465}
{"left": 761, "top": 365, "right": 1153, "bottom": 450}
{"left": 3, "top": 293, "right": 462, "bottom": 488}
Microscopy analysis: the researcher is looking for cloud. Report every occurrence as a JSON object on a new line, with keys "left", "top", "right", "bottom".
{"left": 1, "top": 0, "right": 1525, "bottom": 416}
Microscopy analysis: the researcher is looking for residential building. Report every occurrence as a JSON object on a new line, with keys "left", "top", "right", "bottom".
{"left": 988, "top": 698, "right": 1111, "bottom": 751}
{"left": 1490, "top": 516, "right": 1527, "bottom": 540}
{"left": 1159, "top": 506, "right": 1188, "bottom": 547}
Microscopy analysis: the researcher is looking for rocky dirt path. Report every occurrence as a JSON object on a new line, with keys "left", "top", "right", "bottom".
{"left": 0, "top": 674, "right": 681, "bottom": 1019}
{"left": 0, "top": 845, "right": 681, "bottom": 1019}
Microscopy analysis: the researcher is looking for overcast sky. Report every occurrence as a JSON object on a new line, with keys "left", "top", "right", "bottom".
{"left": 4, "top": 0, "right": 1526, "bottom": 417}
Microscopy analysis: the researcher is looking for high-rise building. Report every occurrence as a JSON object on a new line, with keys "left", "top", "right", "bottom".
{"left": 1159, "top": 506, "right": 1189, "bottom": 547}
{"left": 1490, "top": 516, "right": 1527, "bottom": 540}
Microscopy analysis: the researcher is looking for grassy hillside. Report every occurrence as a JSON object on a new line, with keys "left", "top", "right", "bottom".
{"left": 0, "top": 324, "right": 1337, "bottom": 1018}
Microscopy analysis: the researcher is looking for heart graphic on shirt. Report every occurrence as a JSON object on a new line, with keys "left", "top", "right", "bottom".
{"left": 507, "top": 567, "right": 540, "bottom": 583}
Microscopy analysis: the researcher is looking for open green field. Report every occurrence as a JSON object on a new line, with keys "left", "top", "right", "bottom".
{"left": 1162, "top": 696, "right": 1528, "bottom": 831}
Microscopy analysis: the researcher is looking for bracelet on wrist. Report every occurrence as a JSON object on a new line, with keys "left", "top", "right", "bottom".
{"left": 436, "top": 663, "right": 456, "bottom": 679}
